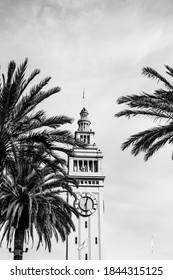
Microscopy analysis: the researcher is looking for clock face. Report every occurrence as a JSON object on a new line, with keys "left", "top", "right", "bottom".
{"left": 74, "top": 193, "right": 97, "bottom": 216}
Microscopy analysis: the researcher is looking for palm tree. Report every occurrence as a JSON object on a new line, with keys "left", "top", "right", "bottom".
{"left": 0, "top": 143, "right": 79, "bottom": 260}
{"left": 0, "top": 58, "right": 82, "bottom": 177}
{"left": 115, "top": 65, "right": 173, "bottom": 161}
{"left": 0, "top": 59, "right": 84, "bottom": 259}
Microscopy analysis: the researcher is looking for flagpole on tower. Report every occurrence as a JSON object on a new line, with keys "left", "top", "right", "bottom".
{"left": 83, "top": 89, "right": 85, "bottom": 108}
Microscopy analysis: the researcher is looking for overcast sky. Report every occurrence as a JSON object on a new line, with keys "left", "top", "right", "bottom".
{"left": 1, "top": 0, "right": 173, "bottom": 260}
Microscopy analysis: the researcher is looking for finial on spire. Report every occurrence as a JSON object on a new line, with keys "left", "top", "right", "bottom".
{"left": 83, "top": 88, "right": 85, "bottom": 108}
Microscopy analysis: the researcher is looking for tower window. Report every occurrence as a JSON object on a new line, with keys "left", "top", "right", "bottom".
{"left": 73, "top": 160, "right": 77, "bottom": 172}
{"left": 95, "top": 237, "right": 98, "bottom": 244}
{"left": 85, "top": 221, "right": 87, "bottom": 228}
{"left": 94, "top": 161, "right": 98, "bottom": 172}
{"left": 75, "top": 237, "right": 78, "bottom": 244}
{"left": 85, "top": 254, "right": 88, "bottom": 260}
{"left": 79, "top": 160, "right": 82, "bottom": 171}
{"left": 84, "top": 160, "right": 88, "bottom": 171}
{"left": 89, "top": 161, "right": 93, "bottom": 172}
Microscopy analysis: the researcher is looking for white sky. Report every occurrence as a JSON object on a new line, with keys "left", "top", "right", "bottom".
{"left": 1, "top": 0, "right": 173, "bottom": 260}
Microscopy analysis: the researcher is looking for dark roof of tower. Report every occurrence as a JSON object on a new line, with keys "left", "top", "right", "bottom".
{"left": 80, "top": 107, "right": 88, "bottom": 114}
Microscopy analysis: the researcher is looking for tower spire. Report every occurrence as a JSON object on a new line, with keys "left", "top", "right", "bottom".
{"left": 77, "top": 107, "right": 91, "bottom": 133}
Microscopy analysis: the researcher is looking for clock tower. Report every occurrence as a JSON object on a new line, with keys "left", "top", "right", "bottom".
{"left": 67, "top": 107, "right": 105, "bottom": 260}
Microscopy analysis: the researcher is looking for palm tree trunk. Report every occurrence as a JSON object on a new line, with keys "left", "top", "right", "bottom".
{"left": 13, "top": 227, "right": 25, "bottom": 260}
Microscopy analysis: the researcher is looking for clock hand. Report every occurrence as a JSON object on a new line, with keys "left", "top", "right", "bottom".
{"left": 84, "top": 197, "right": 88, "bottom": 209}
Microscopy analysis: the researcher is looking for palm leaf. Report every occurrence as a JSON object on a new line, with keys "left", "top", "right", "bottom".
{"left": 142, "top": 67, "right": 173, "bottom": 90}
{"left": 116, "top": 65, "right": 173, "bottom": 160}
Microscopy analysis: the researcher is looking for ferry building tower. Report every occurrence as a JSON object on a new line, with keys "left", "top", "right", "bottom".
{"left": 67, "top": 107, "right": 105, "bottom": 260}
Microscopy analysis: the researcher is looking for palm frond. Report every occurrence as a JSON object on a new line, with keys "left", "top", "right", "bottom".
{"left": 144, "top": 135, "right": 172, "bottom": 161}
{"left": 121, "top": 122, "right": 173, "bottom": 157}
{"left": 115, "top": 109, "right": 172, "bottom": 120}
{"left": 40, "top": 115, "right": 73, "bottom": 129}
{"left": 19, "top": 68, "right": 40, "bottom": 98}
{"left": 13, "top": 86, "right": 61, "bottom": 123}
{"left": 165, "top": 65, "right": 173, "bottom": 78}
{"left": 1, "top": 59, "right": 28, "bottom": 116}
{"left": 142, "top": 67, "right": 173, "bottom": 90}
{"left": 6, "top": 61, "right": 16, "bottom": 85}
{"left": 116, "top": 65, "right": 173, "bottom": 160}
